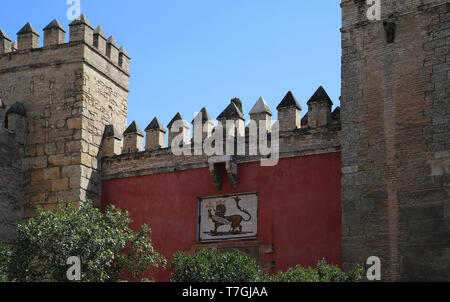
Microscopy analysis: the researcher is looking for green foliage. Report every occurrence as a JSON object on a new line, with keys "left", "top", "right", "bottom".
{"left": 170, "top": 249, "right": 361, "bottom": 283}
{"left": 264, "top": 259, "right": 363, "bottom": 282}
{"left": 170, "top": 248, "right": 261, "bottom": 282}
{"left": 8, "top": 200, "right": 165, "bottom": 282}
{"left": 0, "top": 241, "right": 11, "bottom": 282}
{"left": 231, "top": 98, "right": 243, "bottom": 113}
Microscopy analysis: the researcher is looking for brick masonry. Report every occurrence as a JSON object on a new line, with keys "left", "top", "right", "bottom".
{"left": 341, "top": 0, "right": 450, "bottom": 281}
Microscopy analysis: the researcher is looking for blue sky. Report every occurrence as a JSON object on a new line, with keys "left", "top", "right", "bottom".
{"left": 0, "top": 1, "right": 341, "bottom": 129}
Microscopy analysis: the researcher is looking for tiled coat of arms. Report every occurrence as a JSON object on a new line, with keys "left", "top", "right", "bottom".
{"left": 198, "top": 193, "right": 258, "bottom": 242}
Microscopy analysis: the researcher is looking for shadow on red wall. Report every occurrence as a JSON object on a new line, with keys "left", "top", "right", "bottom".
{"left": 102, "top": 152, "right": 342, "bottom": 281}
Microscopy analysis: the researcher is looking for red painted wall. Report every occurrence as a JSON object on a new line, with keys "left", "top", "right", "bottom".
{"left": 102, "top": 152, "right": 342, "bottom": 281}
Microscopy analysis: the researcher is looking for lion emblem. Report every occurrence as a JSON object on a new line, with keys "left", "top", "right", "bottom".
{"left": 208, "top": 196, "right": 252, "bottom": 234}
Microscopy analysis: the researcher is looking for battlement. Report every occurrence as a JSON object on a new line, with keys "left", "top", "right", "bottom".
{"left": 101, "top": 87, "right": 341, "bottom": 180}
{"left": 0, "top": 15, "right": 130, "bottom": 83}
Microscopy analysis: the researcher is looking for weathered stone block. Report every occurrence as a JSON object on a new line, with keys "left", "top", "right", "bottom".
{"left": 48, "top": 154, "right": 71, "bottom": 167}
{"left": 62, "top": 165, "right": 80, "bottom": 178}
{"left": 29, "top": 156, "right": 48, "bottom": 169}
{"left": 30, "top": 169, "right": 43, "bottom": 182}
{"left": 80, "top": 153, "right": 92, "bottom": 168}
{"left": 44, "top": 143, "right": 57, "bottom": 156}
{"left": 51, "top": 178, "right": 69, "bottom": 191}
{"left": 44, "top": 167, "right": 60, "bottom": 180}
{"left": 67, "top": 118, "right": 82, "bottom": 130}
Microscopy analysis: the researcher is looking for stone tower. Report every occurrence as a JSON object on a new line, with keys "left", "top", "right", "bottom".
{"left": 0, "top": 15, "right": 129, "bottom": 220}
{"left": 341, "top": 0, "right": 450, "bottom": 281}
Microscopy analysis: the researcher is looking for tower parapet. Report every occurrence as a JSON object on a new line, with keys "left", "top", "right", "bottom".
{"left": 0, "top": 17, "right": 130, "bottom": 75}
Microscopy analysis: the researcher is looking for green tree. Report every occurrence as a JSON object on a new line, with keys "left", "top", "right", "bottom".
{"left": 264, "top": 259, "right": 363, "bottom": 282}
{"left": 8, "top": 200, "right": 165, "bottom": 282}
{"left": 231, "top": 98, "right": 243, "bottom": 113}
{"left": 0, "top": 241, "right": 11, "bottom": 282}
{"left": 170, "top": 248, "right": 261, "bottom": 282}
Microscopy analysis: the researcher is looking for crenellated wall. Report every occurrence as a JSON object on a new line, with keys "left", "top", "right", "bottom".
{"left": 101, "top": 88, "right": 341, "bottom": 180}
{"left": 0, "top": 15, "right": 130, "bottom": 221}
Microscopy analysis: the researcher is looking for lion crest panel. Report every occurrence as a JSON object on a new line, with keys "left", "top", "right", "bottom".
{"left": 198, "top": 193, "right": 258, "bottom": 242}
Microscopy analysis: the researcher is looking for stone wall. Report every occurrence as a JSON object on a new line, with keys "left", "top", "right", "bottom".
{"left": 0, "top": 16, "right": 129, "bottom": 218}
{"left": 66, "top": 52, "right": 128, "bottom": 205}
{"left": 0, "top": 119, "right": 24, "bottom": 244}
{"left": 341, "top": 0, "right": 450, "bottom": 281}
